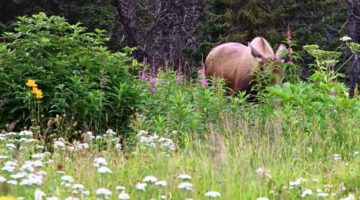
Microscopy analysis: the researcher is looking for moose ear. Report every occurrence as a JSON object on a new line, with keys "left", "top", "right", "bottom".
{"left": 275, "top": 44, "right": 287, "bottom": 62}
{"left": 249, "top": 43, "right": 264, "bottom": 59}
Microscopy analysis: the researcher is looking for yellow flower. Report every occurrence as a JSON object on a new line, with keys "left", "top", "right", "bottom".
{"left": 25, "top": 79, "right": 37, "bottom": 88}
{"left": 31, "top": 87, "right": 44, "bottom": 99}
{"left": 0, "top": 196, "right": 17, "bottom": 200}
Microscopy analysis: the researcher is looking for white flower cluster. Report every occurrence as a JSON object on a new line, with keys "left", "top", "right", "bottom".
{"left": 137, "top": 130, "right": 176, "bottom": 151}
{"left": 93, "top": 129, "right": 122, "bottom": 151}
{"left": 255, "top": 167, "right": 272, "bottom": 180}
{"left": 1, "top": 155, "right": 47, "bottom": 187}
{"left": 1, "top": 130, "right": 35, "bottom": 150}
{"left": 94, "top": 157, "right": 112, "bottom": 174}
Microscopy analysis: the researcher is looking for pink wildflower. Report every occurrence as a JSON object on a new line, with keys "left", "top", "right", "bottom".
{"left": 201, "top": 78, "right": 207, "bottom": 88}
{"left": 176, "top": 74, "right": 183, "bottom": 83}
{"left": 140, "top": 70, "right": 147, "bottom": 81}
{"left": 149, "top": 77, "right": 157, "bottom": 85}
{"left": 287, "top": 61, "right": 294, "bottom": 65}
{"left": 198, "top": 68, "right": 205, "bottom": 75}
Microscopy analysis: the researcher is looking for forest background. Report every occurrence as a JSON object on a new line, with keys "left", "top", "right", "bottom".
{"left": 1, "top": 0, "right": 359, "bottom": 80}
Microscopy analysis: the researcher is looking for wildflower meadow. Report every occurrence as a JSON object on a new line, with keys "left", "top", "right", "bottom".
{"left": 1, "top": 13, "right": 360, "bottom": 200}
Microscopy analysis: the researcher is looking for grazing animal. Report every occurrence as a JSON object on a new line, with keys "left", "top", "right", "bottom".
{"left": 205, "top": 37, "right": 286, "bottom": 92}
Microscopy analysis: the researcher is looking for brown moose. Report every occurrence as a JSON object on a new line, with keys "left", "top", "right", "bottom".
{"left": 205, "top": 37, "right": 286, "bottom": 92}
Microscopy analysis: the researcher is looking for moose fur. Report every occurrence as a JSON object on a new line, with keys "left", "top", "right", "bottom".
{"left": 205, "top": 37, "right": 286, "bottom": 92}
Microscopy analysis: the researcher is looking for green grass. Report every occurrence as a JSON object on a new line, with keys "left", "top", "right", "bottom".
{"left": 1, "top": 112, "right": 360, "bottom": 199}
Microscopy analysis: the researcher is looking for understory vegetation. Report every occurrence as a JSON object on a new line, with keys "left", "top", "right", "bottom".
{"left": 1, "top": 13, "right": 360, "bottom": 199}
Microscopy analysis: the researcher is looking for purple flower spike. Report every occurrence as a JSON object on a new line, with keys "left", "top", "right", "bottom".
{"left": 150, "top": 77, "right": 157, "bottom": 85}
{"left": 150, "top": 87, "right": 156, "bottom": 94}
{"left": 198, "top": 68, "right": 205, "bottom": 75}
{"left": 140, "top": 70, "right": 147, "bottom": 81}
{"left": 201, "top": 78, "right": 207, "bottom": 88}
{"left": 176, "top": 74, "right": 183, "bottom": 83}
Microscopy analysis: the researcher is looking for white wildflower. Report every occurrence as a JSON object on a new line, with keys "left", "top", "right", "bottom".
{"left": 0, "top": 176, "right": 6, "bottom": 182}
{"left": 86, "top": 131, "right": 95, "bottom": 140}
{"left": 34, "top": 188, "right": 46, "bottom": 200}
{"left": 23, "top": 160, "right": 44, "bottom": 168}
{"left": 20, "top": 173, "right": 44, "bottom": 186}
{"left": 19, "top": 130, "right": 33, "bottom": 136}
{"left": 256, "top": 167, "right": 272, "bottom": 179}
{"left": 7, "top": 180, "right": 17, "bottom": 185}
{"left": 177, "top": 174, "right": 192, "bottom": 180}
{"left": 333, "top": 154, "right": 341, "bottom": 161}
{"left": 177, "top": 182, "right": 192, "bottom": 190}
{"left": 74, "top": 143, "right": 89, "bottom": 151}
{"left": 143, "top": 175, "right": 158, "bottom": 183}
{"left": 115, "top": 143, "right": 122, "bottom": 150}
{"left": 301, "top": 189, "right": 313, "bottom": 197}
{"left": 72, "top": 184, "right": 85, "bottom": 191}
{"left": 317, "top": 192, "right": 329, "bottom": 198}
{"left": 98, "top": 166, "right": 113, "bottom": 174}
{"left": 340, "top": 194, "right": 356, "bottom": 200}
{"left": 155, "top": 180, "right": 167, "bottom": 187}
{"left": 54, "top": 140, "right": 66, "bottom": 149}
{"left": 96, "top": 188, "right": 112, "bottom": 199}
{"left": 289, "top": 178, "right": 307, "bottom": 187}
{"left": 6, "top": 143, "right": 17, "bottom": 150}
{"left": 118, "top": 191, "right": 130, "bottom": 200}
{"left": 36, "top": 171, "right": 47, "bottom": 177}
{"left": 0, "top": 155, "right": 9, "bottom": 159}
{"left": 31, "top": 153, "right": 46, "bottom": 159}
{"left": 61, "top": 175, "right": 74, "bottom": 183}
{"left": 2, "top": 165, "right": 16, "bottom": 172}
{"left": 106, "top": 129, "right": 116, "bottom": 136}
{"left": 10, "top": 172, "right": 27, "bottom": 179}
{"left": 94, "top": 157, "right": 108, "bottom": 167}
{"left": 82, "top": 190, "right": 90, "bottom": 196}
{"left": 135, "top": 182, "right": 147, "bottom": 191}
{"left": 0, "top": 135, "right": 6, "bottom": 141}
{"left": 137, "top": 130, "right": 148, "bottom": 136}
{"left": 205, "top": 191, "right": 221, "bottom": 198}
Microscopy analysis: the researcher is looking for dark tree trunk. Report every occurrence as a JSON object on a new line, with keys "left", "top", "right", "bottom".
{"left": 347, "top": 0, "right": 360, "bottom": 97}
{"left": 111, "top": 0, "right": 205, "bottom": 70}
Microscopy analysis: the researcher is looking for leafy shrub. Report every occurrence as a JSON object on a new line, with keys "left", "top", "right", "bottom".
{"left": 266, "top": 44, "right": 360, "bottom": 147}
{"left": 0, "top": 13, "right": 139, "bottom": 137}
{"left": 131, "top": 69, "right": 247, "bottom": 144}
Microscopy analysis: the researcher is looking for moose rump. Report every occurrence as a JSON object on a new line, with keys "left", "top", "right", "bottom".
{"left": 205, "top": 37, "right": 286, "bottom": 92}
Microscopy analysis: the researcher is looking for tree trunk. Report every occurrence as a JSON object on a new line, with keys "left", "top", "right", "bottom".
{"left": 348, "top": 0, "right": 360, "bottom": 97}
{"left": 111, "top": 0, "right": 205, "bottom": 69}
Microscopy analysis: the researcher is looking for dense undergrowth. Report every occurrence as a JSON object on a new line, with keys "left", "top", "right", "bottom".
{"left": 1, "top": 13, "right": 360, "bottom": 199}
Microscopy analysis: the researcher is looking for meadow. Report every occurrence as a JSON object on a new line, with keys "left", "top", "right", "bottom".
{"left": 1, "top": 13, "right": 360, "bottom": 200}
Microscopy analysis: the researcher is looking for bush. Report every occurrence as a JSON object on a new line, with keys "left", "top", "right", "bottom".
{"left": 0, "top": 13, "right": 139, "bottom": 138}
{"left": 131, "top": 69, "right": 248, "bottom": 144}
{"left": 264, "top": 44, "right": 360, "bottom": 149}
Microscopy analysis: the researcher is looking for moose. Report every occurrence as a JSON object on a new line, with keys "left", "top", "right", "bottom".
{"left": 205, "top": 37, "right": 287, "bottom": 92}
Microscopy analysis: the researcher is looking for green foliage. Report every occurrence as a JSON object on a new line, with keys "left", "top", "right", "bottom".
{"left": 303, "top": 45, "right": 343, "bottom": 83}
{"left": 131, "top": 70, "right": 247, "bottom": 144}
{"left": 0, "top": 13, "right": 138, "bottom": 136}
{"left": 192, "top": 0, "right": 346, "bottom": 62}
{"left": 0, "top": 0, "right": 116, "bottom": 34}
{"left": 266, "top": 44, "right": 360, "bottom": 147}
